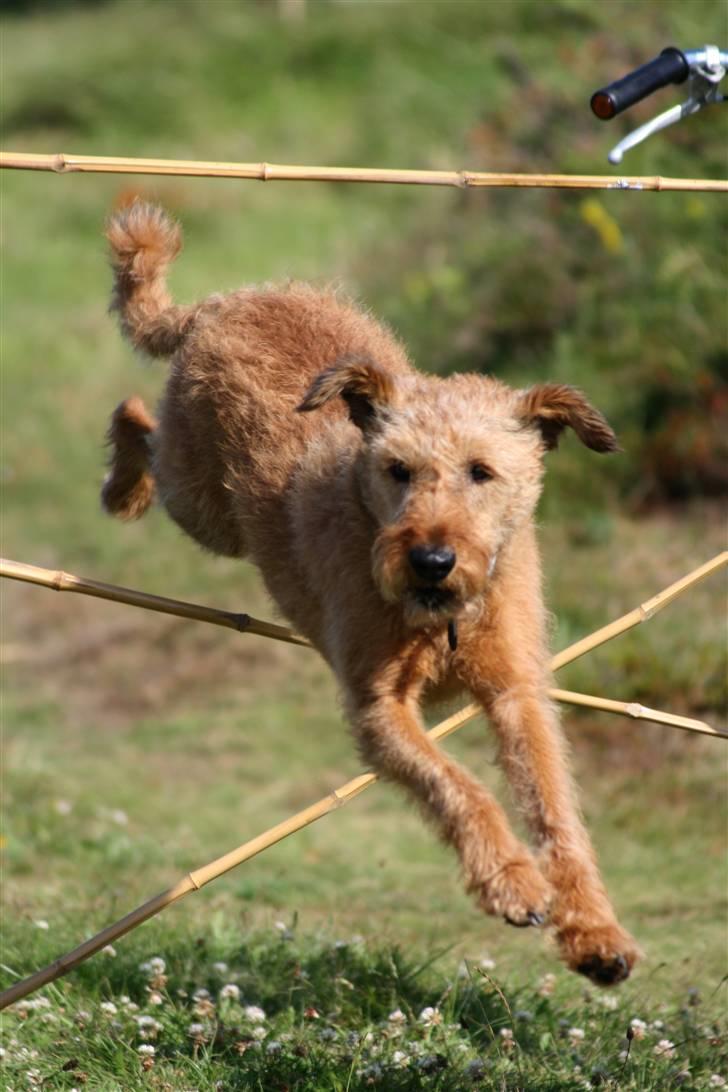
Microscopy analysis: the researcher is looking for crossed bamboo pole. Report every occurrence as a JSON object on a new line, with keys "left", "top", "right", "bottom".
{"left": 1, "top": 551, "right": 725, "bottom": 1010}
{"left": 2, "top": 151, "right": 727, "bottom": 193}
{"left": 1, "top": 555, "right": 724, "bottom": 739}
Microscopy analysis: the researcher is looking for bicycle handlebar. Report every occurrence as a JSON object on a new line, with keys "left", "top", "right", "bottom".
{"left": 590, "top": 47, "right": 689, "bottom": 120}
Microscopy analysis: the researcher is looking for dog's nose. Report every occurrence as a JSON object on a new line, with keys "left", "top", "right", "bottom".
{"left": 408, "top": 545, "right": 456, "bottom": 583}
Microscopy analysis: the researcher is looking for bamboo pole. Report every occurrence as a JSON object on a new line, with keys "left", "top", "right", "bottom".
{"left": 1, "top": 553, "right": 725, "bottom": 1010}
{"left": 0, "top": 558, "right": 309, "bottom": 648}
{"left": 1, "top": 151, "right": 726, "bottom": 193}
{"left": 551, "top": 689, "right": 726, "bottom": 739}
{"left": 1, "top": 550, "right": 724, "bottom": 738}
{"left": 4, "top": 552, "right": 726, "bottom": 667}
{"left": 550, "top": 552, "right": 727, "bottom": 671}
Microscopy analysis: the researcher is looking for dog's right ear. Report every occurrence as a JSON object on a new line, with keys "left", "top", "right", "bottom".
{"left": 297, "top": 355, "right": 396, "bottom": 431}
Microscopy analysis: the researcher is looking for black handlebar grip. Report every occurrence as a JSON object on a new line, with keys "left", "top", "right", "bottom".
{"left": 590, "top": 47, "right": 689, "bottom": 120}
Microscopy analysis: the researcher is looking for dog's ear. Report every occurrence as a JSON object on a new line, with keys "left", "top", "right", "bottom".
{"left": 297, "top": 355, "right": 396, "bottom": 431}
{"left": 518, "top": 384, "right": 619, "bottom": 453}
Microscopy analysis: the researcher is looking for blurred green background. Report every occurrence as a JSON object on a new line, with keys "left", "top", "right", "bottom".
{"left": 1, "top": 0, "right": 726, "bottom": 1033}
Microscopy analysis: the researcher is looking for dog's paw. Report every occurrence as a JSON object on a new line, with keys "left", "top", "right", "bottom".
{"left": 472, "top": 855, "right": 553, "bottom": 927}
{"left": 557, "top": 923, "right": 641, "bottom": 987}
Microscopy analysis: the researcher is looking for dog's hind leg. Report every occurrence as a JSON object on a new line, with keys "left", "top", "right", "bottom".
{"left": 101, "top": 396, "right": 157, "bottom": 520}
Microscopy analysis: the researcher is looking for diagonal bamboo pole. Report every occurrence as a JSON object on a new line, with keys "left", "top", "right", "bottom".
{"left": 1, "top": 151, "right": 727, "bottom": 193}
{"left": 551, "top": 689, "right": 725, "bottom": 739}
{"left": 549, "top": 552, "right": 728, "bottom": 671}
{"left": 4, "top": 552, "right": 726, "bottom": 662}
{"left": 1, "top": 552, "right": 725, "bottom": 1010}
{"left": 0, "top": 558, "right": 308, "bottom": 647}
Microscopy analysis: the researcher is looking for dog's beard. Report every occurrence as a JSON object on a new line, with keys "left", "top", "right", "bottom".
{"left": 401, "top": 584, "right": 461, "bottom": 627}
{"left": 372, "top": 532, "right": 494, "bottom": 628}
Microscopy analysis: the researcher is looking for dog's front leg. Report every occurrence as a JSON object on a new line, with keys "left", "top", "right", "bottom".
{"left": 347, "top": 689, "right": 552, "bottom": 927}
{"left": 479, "top": 680, "right": 641, "bottom": 984}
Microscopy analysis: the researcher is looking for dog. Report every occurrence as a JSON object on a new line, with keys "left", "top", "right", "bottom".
{"left": 102, "top": 202, "right": 640, "bottom": 985}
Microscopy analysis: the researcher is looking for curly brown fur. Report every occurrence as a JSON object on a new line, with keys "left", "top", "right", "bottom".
{"left": 102, "top": 202, "right": 640, "bottom": 985}
{"left": 101, "top": 395, "right": 157, "bottom": 519}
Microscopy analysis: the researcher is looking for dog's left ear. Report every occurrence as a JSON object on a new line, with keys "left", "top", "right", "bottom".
{"left": 297, "top": 355, "right": 396, "bottom": 431}
{"left": 518, "top": 383, "right": 619, "bottom": 453}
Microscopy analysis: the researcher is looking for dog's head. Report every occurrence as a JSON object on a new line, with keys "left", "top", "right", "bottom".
{"left": 299, "top": 358, "right": 617, "bottom": 628}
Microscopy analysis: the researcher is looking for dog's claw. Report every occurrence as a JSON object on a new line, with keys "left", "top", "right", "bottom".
{"left": 504, "top": 910, "right": 545, "bottom": 929}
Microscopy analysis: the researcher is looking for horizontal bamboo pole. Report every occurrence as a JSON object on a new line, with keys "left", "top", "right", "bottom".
{"left": 0, "top": 558, "right": 309, "bottom": 648}
{"left": 2, "top": 151, "right": 726, "bottom": 193}
{"left": 552, "top": 689, "right": 726, "bottom": 740}
{"left": 1, "top": 553, "right": 725, "bottom": 1010}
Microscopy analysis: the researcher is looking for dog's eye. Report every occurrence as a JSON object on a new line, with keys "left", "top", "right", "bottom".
{"left": 470, "top": 462, "right": 493, "bottom": 483}
{"left": 388, "top": 461, "right": 411, "bottom": 484}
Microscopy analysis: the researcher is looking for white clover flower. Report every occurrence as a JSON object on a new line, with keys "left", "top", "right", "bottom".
{"left": 147, "top": 991, "right": 164, "bottom": 1006}
{"left": 388, "top": 1009, "right": 407, "bottom": 1025}
{"left": 654, "top": 1039, "right": 676, "bottom": 1059}
{"left": 709, "top": 1077, "right": 727, "bottom": 1088}
{"left": 220, "top": 984, "right": 240, "bottom": 1002}
{"left": 137, "top": 1044, "right": 155, "bottom": 1056}
{"left": 251, "top": 1026, "right": 267, "bottom": 1040}
{"left": 538, "top": 973, "right": 556, "bottom": 997}
{"left": 568, "top": 1027, "right": 585, "bottom": 1045}
{"left": 630, "top": 1018, "right": 647, "bottom": 1040}
{"left": 212, "top": 962, "right": 229, "bottom": 975}
{"left": 33, "top": 920, "right": 49, "bottom": 931}
{"left": 499, "top": 1027, "right": 515, "bottom": 1050}
{"left": 100, "top": 1001, "right": 118, "bottom": 1016}
{"left": 244, "top": 1005, "right": 266, "bottom": 1023}
{"left": 479, "top": 957, "right": 496, "bottom": 971}
{"left": 110, "top": 809, "right": 128, "bottom": 826}
{"left": 193, "top": 988, "right": 211, "bottom": 1001}
{"left": 136, "top": 1015, "right": 161, "bottom": 1039}
{"left": 651, "top": 1020, "right": 665, "bottom": 1030}
{"left": 598, "top": 993, "right": 618, "bottom": 1010}
{"left": 54, "top": 799, "right": 73, "bottom": 816}
{"left": 418, "top": 1006, "right": 442, "bottom": 1027}
{"left": 140, "top": 956, "right": 166, "bottom": 977}
{"left": 101, "top": 945, "right": 117, "bottom": 957}
{"left": 187, "top": 1022, "right": 207, "bottom": 1039}
{"left": 392, "top": 1050, "right": 409, "bottom": 1067}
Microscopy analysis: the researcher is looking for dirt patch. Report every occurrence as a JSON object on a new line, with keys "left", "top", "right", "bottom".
{"left": 2, "top": 576, "right": 309, "bottom": 730}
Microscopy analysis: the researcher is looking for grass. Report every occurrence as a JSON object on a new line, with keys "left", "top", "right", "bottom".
{"left": 2, "top": 926, "right": 727, "bottom": 1090}
{"left": 1, "top": 0, "right": 726, "bottom": 1087}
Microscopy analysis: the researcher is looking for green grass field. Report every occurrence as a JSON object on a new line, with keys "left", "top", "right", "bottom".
{"left": 1, "top": 1, "right": 726, "bottom": 1088}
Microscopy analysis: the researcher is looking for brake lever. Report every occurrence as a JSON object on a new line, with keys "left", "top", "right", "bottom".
{"left": 607, "top": 45, "right": 726, "bottom": 164}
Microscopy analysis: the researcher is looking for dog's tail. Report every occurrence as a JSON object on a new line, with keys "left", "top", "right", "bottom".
{"left": 107, "top": 202, "right": 195, "bottom": 358}
{"left": 101, "top": 396, "right": 157, "bottom": 520}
